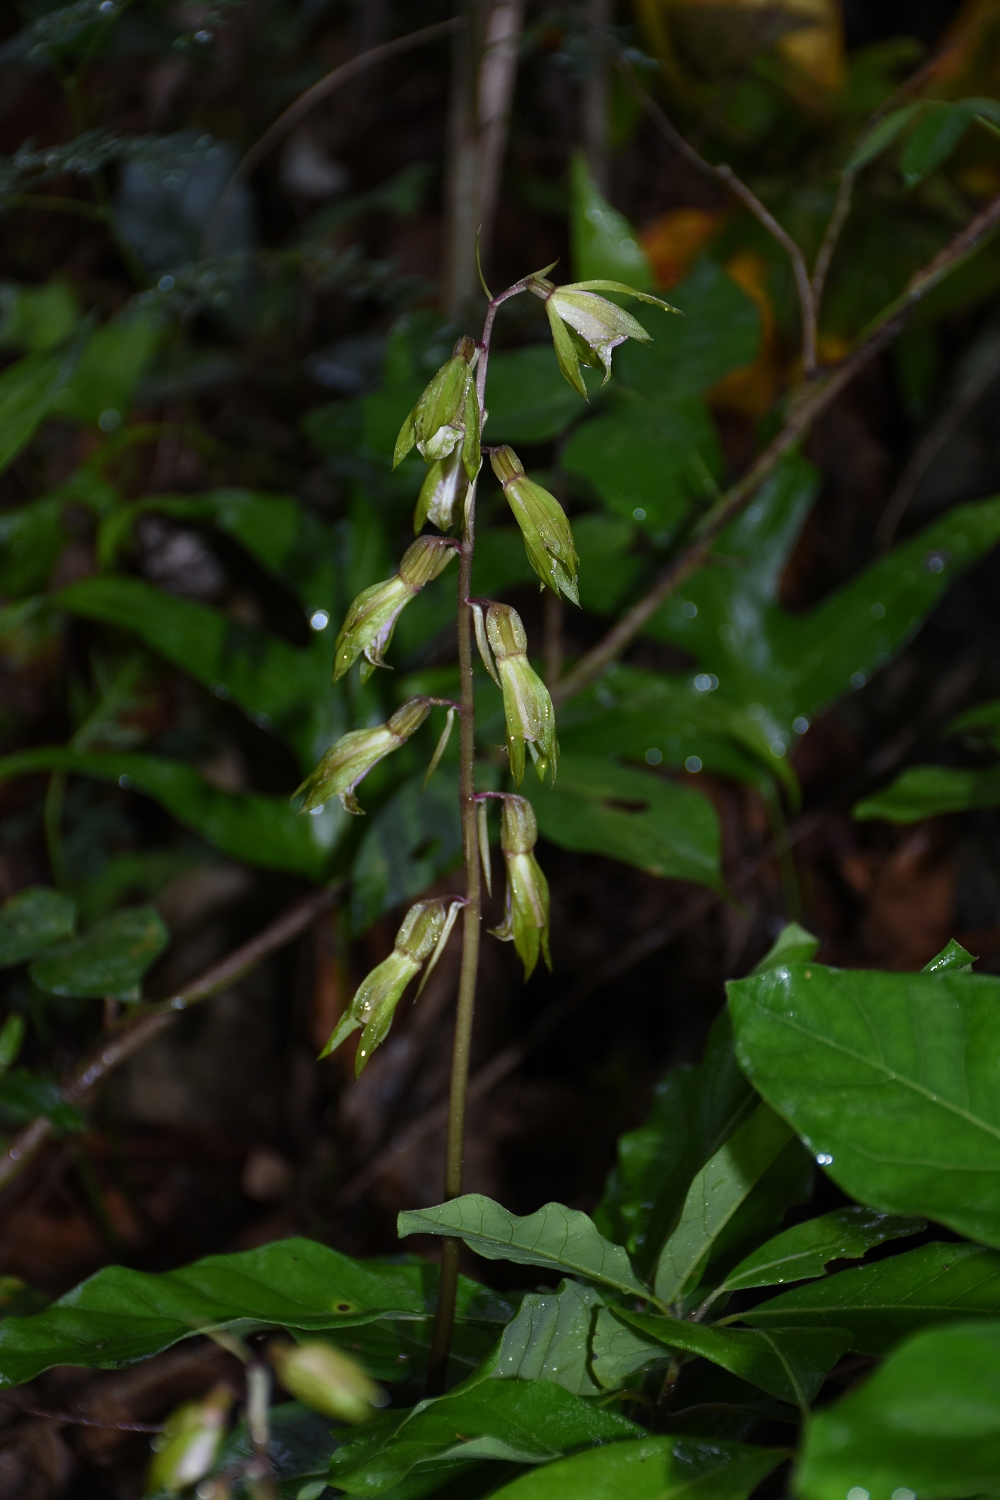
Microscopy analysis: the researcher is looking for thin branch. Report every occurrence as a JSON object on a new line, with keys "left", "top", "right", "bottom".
{"left": 810, "top": 167, "right": 854, "bottom": 310}
{"left": 0, "top": 882, "right": 343, "bottom": 1192}
{"left": 553, "top": 187, "right": 1000, "bottom": 707}
{"left": 204, "top": 17, "right": 460, "bottom": 253}
{"left": 615, "top": 55, "right": 817, "bottom": 378}
{"left": 0, "top": 1394, "right": 163, "bottom": 1433}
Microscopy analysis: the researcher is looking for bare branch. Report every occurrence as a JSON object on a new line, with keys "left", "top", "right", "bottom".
{"left": 553, "top": 188, "right": 1000, "bottom": 706}
{"left": 810, "top": 168, "right": 854, "bottom": 310}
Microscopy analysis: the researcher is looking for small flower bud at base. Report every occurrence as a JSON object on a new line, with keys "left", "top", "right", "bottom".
{"left": 147, "top": 1384, "right": 233, "bottom": 1494}
{"left": 294, "top": 698, "right": 431, "bottom": 815}
{"left": 269, "top": 1340, "right": 386, "bottom": 1424}
{"left": 485, "top": 603, "right": 558, "bottom": 786}
{"left": 488, "top": 795, "right": 551, "bottom": 980}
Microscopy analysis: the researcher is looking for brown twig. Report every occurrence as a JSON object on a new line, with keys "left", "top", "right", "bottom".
{"left": 203, "top": 17, "right": 460, "bottom": 253}
{"left": 553, "top": 187, "right": 1000, "bottom": 707}
{"left": 0, "top": 1394, "right": 162, "bottom": 1433}
{"left": 0, "top": 883, "right": 343, "bottom": 1192}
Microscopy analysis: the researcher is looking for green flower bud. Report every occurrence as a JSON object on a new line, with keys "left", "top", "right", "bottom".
{"left": 333, "top": 537, "right": 457, "bottom": 684}
{"left": 488, "top": 795, "right": 551, "bottom": 981}
{"left": 320, "top": 897, "right": 461, "bottom": 1073}
{"left": 269, "top": 1339, "right": 387, "bottom": 1424}
{"left": 295, "top": 698, "right": 431, "bottom": 816}
{"left": 489, "top": 447, "right": 579, "bottom": 605}
{"left": 413, "top": 449, "right": 467, "bottom": 534}
{"left": 147, "top": 1384, "right": 233, "bottom": 1494}
{"left": 527, "top": 274, "right": 678, "bottom": 398}
{"left": 393, "top": 336, "right": 481, "bottom": 480}
{"left": 485, "top": 602, "right": 558, "bottom": 786}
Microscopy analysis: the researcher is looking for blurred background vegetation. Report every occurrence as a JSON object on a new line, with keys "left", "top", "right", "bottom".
{"left": 4, "top": 0, "right": 1000, "bottom": 1489}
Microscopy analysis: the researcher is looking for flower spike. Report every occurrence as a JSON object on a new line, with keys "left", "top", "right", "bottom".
{"left": 333, "top": 536, "right": 457, "bottom": 684}
{"left": 489, "top": 447, "right": 579, "bottom": 605}
{"left": 485, "top": 602, "right": 558, "bottom": 786}
{"left": 320, "top": 898, "right": 462, "bottom": 1074}
{"left": 489, "top": 795, "right": 551, "bottom": 981}
{"left": 294, "top": 697, "right": 431, "bottom": 815}
{"left": 526, "top": 272, "right": 679, "bottom": 396}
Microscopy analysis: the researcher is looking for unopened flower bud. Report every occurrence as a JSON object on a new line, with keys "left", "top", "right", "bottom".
{"left": 320, "top": 897, "right": 461, "bottom": 1073}
{"left": 147, "top": 1383, "right": 233, "bottom": 1494}
{"left": 294, "top": 698, "right": 431, "bottom": 815}
{"left": 333, "top": 537, "right": 456, "bottom": 684}
{"left": 394, "top": 337, "right": 481, "bottom": 480}
{"left": 489, "top": 448, "right": 579, "bottom": 605}
{"left": 489, "top": 795, "right": 551, "bottom": 980}
{"left": 527, "top": 274, "right": 677, "bottom": 398}
{"left": 485, "top": 602, "right": 558, "bottom": 786}
{"left": 269, "top": 1340, "right": 386, "bottom": 1424}
{"left": 413, "top": 450, "right": 467, "bottom": 534}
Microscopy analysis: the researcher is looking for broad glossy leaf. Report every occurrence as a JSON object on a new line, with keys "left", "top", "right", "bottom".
{"left": 0, "top": 1238, "right": 512, "bottom": 1387}
{"left": 0, "top": 349, "right": 70, "bottom": 476}
{"left": 484, "top": 346, "right": 586, "bottom": 444}
{"left": 570, "top": 151, "right": 655, "bottom": 289}
{"left": 854, "top": 764, "right": 1000, "bottom": 822}
{"left": 741, "top": 1241, "right": 1000, "bottom": 1354}
{"left": 350, "top": 769, "right": 463, "bottom": 931}
{"left": 900, "top": 100, "right": 973, "bottom": 187}
{"left": 648, "top": 463, "right": 1000, "bottom": 743}
{"left": 533, "top": 754, "right": 724, "bottom": 893}
{"left": 491, "top": 1280, "right": 603, "bottom": 1397}
{"left": 698, "top": 1136, "right": 814, "bottom": 1291}
{"left": 654, "top": 1104, "right": 792, "bottom": 1305}
{"left": 30, "top": 904, "right": 167, "bottom": 1002}
{"left": 595, "top": 1011, "right": 757, "bottom": 1274}
{"left": 0, "top": 747, "right": 342, "bottom": 880}
{"left": 752, "top": 922, "right": 820, "bottom": 974}
{"left": 397, "top": 1194, "right": 649, "bottom": 1299}
{"left": 0, "top": 1070, "right": 84, "bottom": 1132}
{"left": 57, "top": 577, "right": 329, "bottom": 762}
{"left": 487, "top": 1435, "right": 781, "bottom": 1500}
{"left": 562, "top": 395, "right": 722, "bottom": 542}
{"left": 605, "top": 1307, "right": 850, "bottom": 1406}
{"left": 0, "top": 887, "right": 76, "bottom": 966}
{"left": 328, "top": 1378, "right": 640, "bottom": 1497}
{"left": 717, "top": 1207, "right": 925, "bottom": 1296}
{"left": 728, "top": 959, "right": 1000, "bottom": 1246}
{"left": 614, "top": 259, "right": 760, "bottom": 400}
{"left": 797, "top": 1318, "right": 1000, "bottom": 1500}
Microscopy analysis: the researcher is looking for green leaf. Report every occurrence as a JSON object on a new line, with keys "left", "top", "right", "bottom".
{"left": 595, "top": 1010, "right": 757, "bottom": 1274}
{"left": 570, "top": 151, "right": 655, "bottom": 290}
{"left": 0, "top": 1071, "right": 84, "bottom": 1132}
{"left": 0, "top": 887, "right": 76, "bottom": 966}
{"left": 0, "top": 1238, "right": 511, "bottom": 1387}
{"left": 533, "top": 754, "right": 724, "bottom": 893}
{"left": 562, "top": 395, "right": 722, "bottom": 542}
{"left": 900, "top": 100, "right": 974, "bottom": 187}
{"left": 484, "top": 346, "right": 587, "bottom": 444}
{"left": 0, "top": 349, "right": 72, "bottom": 477}
{"left": 573, "top": 515, "right": 643, "bottom": 616}
{"left": 924, "top": 937, "right": 975, "bottom": 974}
{"left": 397, "top": 1194, "right": 650, "bottom": 1300}
{"left": 698, "top": 1135, "right": 814, "bottom": 1290}
{"left": 29, "top": 904, "right": 168, "bottom": 1002}
{"left": 741, "top": 1241, "right": 1000, "bottom": 1353}
{"left": 491, "top": 1280, "right": 604, "bottom": 1396}
{"left": 328, "top": 1378, "right": 640, "bottom": 1497}
{"left": 845, "top": 102, "right": 921, "bottom": 171}
{"left": 614, "top": 260, "right": 760, "bottom": 399}
{"left": 0, "top": 747, "right": 342, "bottom": 881}
{"left": 0, "top": 493, "right": 70, "bottom": 597}
{"left": 485, "top": 1435, "right": 782, "bottom": 1500}
{"left": 729, "top": 959, "right": 1000, "bottom": 1246}
{"left": 797, "top": 1318, "right": 1000, "bottom": 1500}
{"left": 57, "top": 577, "right": 330, "bottom": 763}
{"left": 607, "top": 1307, "right": 850, "bottom": 1406}
{"left": 0, "top": 278, "right": 80, "bottom": 352}
{"left": 717, "top": 1207, "right": 925, "bottom": 1297}
{"left": 654, "top": 1104, "right": 792, "bottom": 1305}
{"left": 55, "top": 303, "right": 164, "bottom": 426}
{"left": 350, "top": 769, "right": 462, "bottom": 932}
{"left": 854, "top": 764, "right": 1000, "bottom": 822}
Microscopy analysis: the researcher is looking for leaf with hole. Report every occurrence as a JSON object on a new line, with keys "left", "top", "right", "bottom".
{"left": 728, "top": 958, "right": 1000, "bottom": 1246}
{"left": 397, "top": 1194, "right": 649, "bottom": 1299}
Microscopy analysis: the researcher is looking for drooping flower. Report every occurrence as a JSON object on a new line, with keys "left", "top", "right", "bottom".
{"left": 481, "top": 601, "right": 558, "bottom": 785}
{"left": 489, "top": 447, "right": 579, "bottom": 605}
{"left": 413, "top": 449, "right": 468, "bottom": 534}
{"left": 147, "top": 1385, "right": 233, "bottom": 1494}
{"left": 333, "top": 536, "right": 457, "bottom": 684}
{"left": 268, "top": 1341, "right": 387, "bottom": 1424}
{"left": 527, "top": 272, "right": 678, "bottom": 398}
{"left": 294, "top": 698, "right": 431, "bottom": 815}
{"left": 393, "top": 334, "right": 481, "bottom": 480}
{"left": 489, "top": 794, "right": 551, "bottom": 981}
{"left": 319, "top": 898, "right": 461, "bottom": 1073}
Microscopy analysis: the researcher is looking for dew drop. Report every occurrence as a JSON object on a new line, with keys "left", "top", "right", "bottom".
{"left": 847, "top": 1490, "right": 869, "bottom": 1500}
{"left": 816, "top": 1152, "right": 834, "bottom": 1166}
{"left": 645, "top": 748, "right": 662, "bottom": 765}
{"left": 310, "top": 609, "right": 330, "bottom": 630}
{"left": 685, "top": 756, "right": 702, "bottom": 773}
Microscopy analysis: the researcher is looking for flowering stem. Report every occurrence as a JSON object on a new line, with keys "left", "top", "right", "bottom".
{"left": 426, "top": 280, "right": 525, "bottom": 1395}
